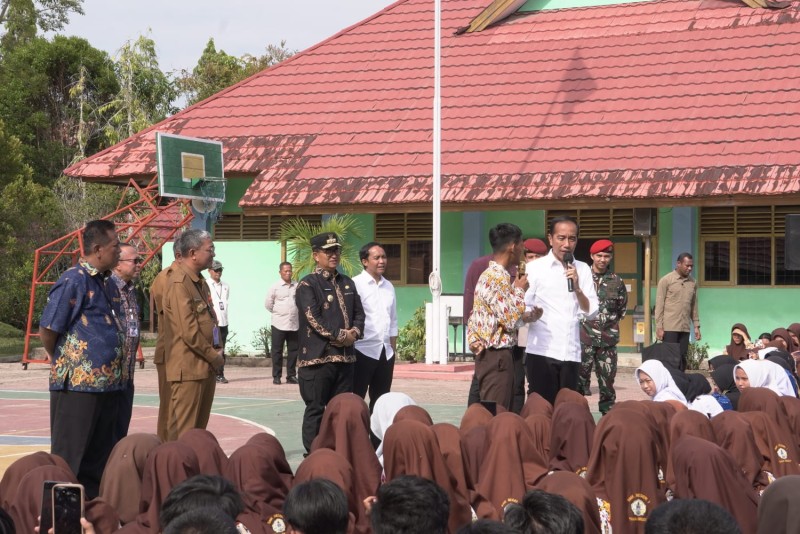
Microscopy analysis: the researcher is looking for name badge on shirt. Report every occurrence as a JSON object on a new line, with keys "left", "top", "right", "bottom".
{"left": 218, "top": 301, "right": 225, "bottom": 311}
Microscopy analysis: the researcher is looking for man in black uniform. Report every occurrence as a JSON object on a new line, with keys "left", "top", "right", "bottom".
{"left": 296, "top": 232, "right": 365, "bottom": 451}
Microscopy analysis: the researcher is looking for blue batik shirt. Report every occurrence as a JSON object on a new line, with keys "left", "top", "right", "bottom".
{"left": 41, "top": 260, "right": 125, "bottom": 392}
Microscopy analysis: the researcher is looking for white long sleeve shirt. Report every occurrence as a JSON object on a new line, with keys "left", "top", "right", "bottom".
{"left": 524, "top": 251, "right": 599, "bottom": 362}
{"left": 353, "top": 271, "right": 398, "bottom": 360}
{"left": 206, "top": 279, "right": 230, "bottom": 327}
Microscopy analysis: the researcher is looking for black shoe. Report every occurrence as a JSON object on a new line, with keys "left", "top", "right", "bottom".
{"left": 216, "top": 375, "right": 228, "bottom": 384}
{"left": 273, "top": 378, "right": 281, "bottom": 385}
{"left": 286, "top": 376, "right": 299, "bottom": 384}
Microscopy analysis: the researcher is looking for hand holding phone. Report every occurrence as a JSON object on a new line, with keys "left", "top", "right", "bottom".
{"left": 52, "top": 483, "right": 85, "bottom": 534}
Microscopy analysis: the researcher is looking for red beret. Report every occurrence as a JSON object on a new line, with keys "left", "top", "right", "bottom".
{"left": 590, "top": 239, "right": 614, "bottom": 255}
{"left": 523, "top": 238, "right": 548, "bottom": 255}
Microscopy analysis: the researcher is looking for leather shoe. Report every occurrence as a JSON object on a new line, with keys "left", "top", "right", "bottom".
{"left": 286, "top": 377, "right": 299, "bottom": 384}
{"left": 216, "top": 375, "right": 228, "bottom": 384}
{"left": 273, "top": 378, "right": 281, "bottom": 385}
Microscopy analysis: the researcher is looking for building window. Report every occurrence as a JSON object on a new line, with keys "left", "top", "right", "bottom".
{"left": 545, "top": 208, "right": 635, "bottom": 237}
{"left": 699, "top": 206, "right": 800, "bottom": 286}
{"left": 375, "top": 213, "right": 433, "bottom": 285}
{"left": 214, "top": 214, "right": 322, "bottom": 241}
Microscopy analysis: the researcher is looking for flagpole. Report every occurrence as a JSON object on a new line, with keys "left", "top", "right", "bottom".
{"left": 427, "top": 0, "right": 444, "bottom": 364}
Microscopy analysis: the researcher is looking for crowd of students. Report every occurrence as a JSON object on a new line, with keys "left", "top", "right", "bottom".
{"left": 2, "top": 381, "right": 800, "bottom": 533}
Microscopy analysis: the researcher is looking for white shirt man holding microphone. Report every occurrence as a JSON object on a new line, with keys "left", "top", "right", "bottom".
{"left": 523, "top": 215, "right": 599, "bottom": 404}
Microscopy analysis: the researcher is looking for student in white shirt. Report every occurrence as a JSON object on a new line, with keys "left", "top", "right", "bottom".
{"left": 523, "top": 215, "right": 599, "bottom": 404}
{"left": 206, "top": 260, "right": 230, "bottom": 384}
{"left": 353, "top": 242, "right": 398, "bottom": 412}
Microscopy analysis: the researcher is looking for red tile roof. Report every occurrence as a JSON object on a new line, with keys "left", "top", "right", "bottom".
{"left": 64, "top": 0, "right": 800, "bottom": 212}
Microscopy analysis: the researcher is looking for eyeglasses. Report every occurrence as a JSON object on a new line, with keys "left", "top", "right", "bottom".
{"left": 119, "top": 258, "right": 144, "bottom": 265}
{"left": 212, "top": 268, "right": 223, "bottom": 273}
{"left": 318, "top": 247, "right": 342, "bottom": 256}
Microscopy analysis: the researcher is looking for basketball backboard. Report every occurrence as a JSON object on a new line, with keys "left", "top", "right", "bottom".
{"left": 155, "top": 132, "right": 225, "bottom": 202}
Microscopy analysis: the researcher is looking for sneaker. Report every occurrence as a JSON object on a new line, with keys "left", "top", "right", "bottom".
{"left": 216, "top": 375, "right": 228, "bottom": 384}
{"left": 273, "top": 378, "right": 281, "bottom": 385}
{"left": 286, "top": 376, "right": 299, "bottom": 384}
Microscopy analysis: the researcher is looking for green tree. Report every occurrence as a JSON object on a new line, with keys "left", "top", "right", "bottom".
{"left": 177, "top": 38, "right": 295, "bottom": 105}
{"left": 99, "top": 33, "right": 178, "bottom": 145}
{"left": 279, "top": 214, "right": 364, "bottom": 279}
{"left": 0, "top": 0, "right": 82, "bottom": 32}
{"left": 52, "top": 175, "right": 123, "bottom": 231}
{"left": 0, "top": 177, "right": 65, "bottom": 327}
{"left": 0, "top": 35, "right": 119, "bottom": 184}
{"left": 0, "top": 117, "right": 33, "bottom": 187}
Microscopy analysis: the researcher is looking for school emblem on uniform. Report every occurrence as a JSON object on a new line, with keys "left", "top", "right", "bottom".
{"left": 576, "top": 467, "right": 587, "bottom": 478}
{"left": 327, "top": 294, "right": 334, "bottom": 302}
{"left": 345, "top": 285, "right": 350, "bottom": 289}
{"left": 501, "top": 497, "right": 520, "bottom": 513}
{"left": 267, "top": 514, "right": 286, "bottom": 533}
{"left": 627, "top": 493, "right": 650, "bottom": 519}
{"left": 776, "top": 445, "right": 789, "bottom": 460}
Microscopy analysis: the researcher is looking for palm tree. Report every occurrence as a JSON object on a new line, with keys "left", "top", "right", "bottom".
{"left": 279, "top": 214, "right": 364, "bottom": 280}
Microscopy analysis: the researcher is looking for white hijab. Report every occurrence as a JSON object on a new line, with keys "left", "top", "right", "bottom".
{"left": 734, "top": 359, "right": 796, "bottom": 397}
{"left": 370, "top": 392, "right": 416, "bottom": 467}
{"left": 636, "top": 359, "right": 688, "bottom": 405}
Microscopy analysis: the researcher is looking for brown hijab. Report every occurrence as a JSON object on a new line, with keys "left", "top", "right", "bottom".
{"left": 740, "top": 411, "right": 800, "bottom": 477}
{"left": 771, "top": 327, "right": 796, "bottom": 353}
{"left": 431, "top": 423, "right": 498, "bottom": 521}
{"left": 477, "top": 413, "right": 550, "bottom": 513}
{"left": 99, "top": 433, "right": 161, "bottom": 524}
{"left": 670, "top": 436, "right": 759, "bottom": 534}
{"left": 554, "top": 388, "right": 590, "bottom": 409}
{"left": 711, "top": 410, "right": 773, "bottom": 492}
{"left": 310, "top": 392, "right": 382, "bottom": 520}
{"left": 738, "top": 387, "right": 800, "bottom": 474}
{"left": 460, "top": 425, "right": 489, "bottom": 486}
{"left": 178, "top": 428, "right": 229, "bottom": 476}
{"left": 520, "top": 392, "right": 553, "bottom": 419}
{"left": 226, "top": 433, "right": 293, "bottom": 534}
{"left": 117, "top": 441, "right": 200, "bottom": 534}
{"left": 393, "top": 404, "right": 434, "bottom": 426}
{"left": 549, "top": 403, "right": 595, "bottom": 475}
{"left": 669, "top": 409, "right": 716, "bottom": 444}
{"left": 586, "top": 409, "right": 664, "bottom": 534}
{"left": 757, "top": 475, "right": 800, "bottom": 534}
{"left": 726, "top": 323, "right": 752, "bottom": 361}
{"left": 779, "top": 395, "right": 800, "bottom": 446}
{"left": 0, "top": 451, "right": 72, "bottom": 510}
{"left": 294, "top": 448, "right": 359, "bottom": 534}
{"left": 459, "top": 403, "right": 494, "bottom": 436}
{"left": 524, "top": 414, "right": 552, "bottom": 460}
{"left": 612, "top": 401, "right": 672, "bottom": 492}
{"left": 9, "top": 465, "right": 78, "bottom": 534}
{"left": 383, "top": 420, "right": 473, "bottom": 533}
{"left": 535, "top": 471, "right": 602, "bottom": 534}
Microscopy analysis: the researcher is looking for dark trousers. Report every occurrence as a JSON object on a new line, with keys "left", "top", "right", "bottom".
{"left": 663, "top": 331, "right": 690, "bottom": 371}
{"left": 114, "top": 380, "right": 135, "bottom": 443}
{"left": 475, "top": 347, "right": 515, "bottom": 411}
{"left": 467, "top": 348, "right": 525, "bottom": 413}
{"left": 526, "top": 353, "right": 581, "bottom": 405}
{"left": 298, "top": 362, "right": 354, "bottom": 451}
{"left": 353, "top": 348, "right": 395, "bottom": 413}
{"left": 218, "top": 325, "right": 229, "bottom": 376}
{"left": 50, "top": 389, "right": 119, "bottom": 499}
{"left": 272, "top": 327, "right": 298, "bottom": 379}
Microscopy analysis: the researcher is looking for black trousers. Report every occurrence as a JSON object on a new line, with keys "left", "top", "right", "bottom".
{"left": 114, "top": 380, "right": 134, "bottom": 443}
{"left": 353, "top": 348, "right": 395, "bottom": 413}
{"left": 272, "top": 327, "right": 299, "bottom": 379}
{"left": 218, "top": 325, "right": 229, "bottom": 376}
{"left": 525, "top": 353, "right": 581, "bottom": 405}
{"left": 467, "top": 348, "right": 525, "bottom": 414}
{"left": 663, "top": 331, "right": 690, "bottom": 371}
{"left": 298, "top": 362, "right": 354, "bottom": 451}
{"left": 50, "top": 389, "right": 119, "bottom": 499}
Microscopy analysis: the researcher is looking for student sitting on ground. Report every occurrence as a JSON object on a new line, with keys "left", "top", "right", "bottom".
{"left": 283, "top": 478, "right": 351, "bottom": 534}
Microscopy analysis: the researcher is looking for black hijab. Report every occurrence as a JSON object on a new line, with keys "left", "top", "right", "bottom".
{"left": 710, "top": 363, "right": 740, "bottom": 410}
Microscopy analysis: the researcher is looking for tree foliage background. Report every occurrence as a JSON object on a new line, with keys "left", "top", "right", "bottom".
{"left": 0, "top": 3, "right": 294, "bottom": 329}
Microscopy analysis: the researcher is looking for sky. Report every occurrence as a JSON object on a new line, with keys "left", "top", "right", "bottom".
{"left": 54, "top": 0, "right": 399, "bottom": 74}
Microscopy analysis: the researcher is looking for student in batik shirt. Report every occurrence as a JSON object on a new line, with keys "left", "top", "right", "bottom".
{"left": 467, "top": 223, "right": 528, "bottom": 411}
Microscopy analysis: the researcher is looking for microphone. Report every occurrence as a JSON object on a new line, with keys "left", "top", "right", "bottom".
{"left": 563, "top": 252, "right": 574, "bottom": 292}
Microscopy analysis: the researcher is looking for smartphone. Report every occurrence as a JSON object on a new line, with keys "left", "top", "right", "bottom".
{"left": 40, "top": 480, "right": 60, "bottom": 533}
{"left": 480, "top": 400, "right": 497, "bottom": 416}
{"left": 52, "top": 483, "right": 84, "bottom": 534}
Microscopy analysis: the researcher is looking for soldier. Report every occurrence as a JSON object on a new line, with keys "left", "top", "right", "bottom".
{"left": 579, "top": 239, "right": 628, "bottom": 414}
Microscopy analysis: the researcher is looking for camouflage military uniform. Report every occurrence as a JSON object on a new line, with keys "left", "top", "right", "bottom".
{"left": 579, "top": 269, "right": 628, "bottom": 413}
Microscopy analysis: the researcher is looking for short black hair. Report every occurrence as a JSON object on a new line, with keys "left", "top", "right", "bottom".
{"left": 162, "top": 507, "right": 238, "bottom": 534}
{"left": 677, "top": 252, "right": 693, "bottom": 263}
{"left": 645, "top": 499, "right": 740, "bottom": 534}
{"left": 359, "top": 241, "right": 385, "bottom": 266}
{"left": 523, "top": 490, "right": 584, "bottom": 534}
{"left": 82, "top": 219, "right": 116, "bottom": 255}
{"left": 759, "top": 332, "right": 772, "bottom": 341}
{"left": 371, "top": 476, "right": 449, "bottom": 534}
{"left": 548, "top": 215, "right": 579, "bottom": 236}
{"left": 159, "top": 475, "right": 244, "bottom": 530}
{"left": 502, "top": 502, "right": 532, "bottom": 533}
{"left": 489, "top": 223, "right": 522, "bottom": 254}
{"left": 0, "top": 507, "right": 14, "bottom": 534}
{"left": 456, "top": 519, "right": 518, "bottom": 534}
{"left": 283, "top": 478, "right": 349, "bottom": 534}
{"left": 279, "top": 261, "right": 292, "bottom": 270}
